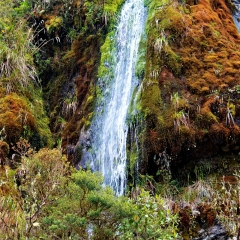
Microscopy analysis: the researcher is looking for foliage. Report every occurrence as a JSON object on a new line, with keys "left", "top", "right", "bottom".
{"left": 2, "top": 1, "right": 240, "bottom": 239}
{"left": 175, "top": 170, "right": 240, "bottom": 238}
{"left": 210, "top": 174, "right": 240, "bottom": 237}
{"left": 98, "top": 31, "right": 116, "bottom": 79}
{"left": 120, "top": 190, "right": 179, "bottom": 239}
{"left": 45, "top": 16, "right": 63, "bottom": 33}
{"left": 103, "top": 0, "right": 125, "bottom": 29}
{"left": 19, "top": 148, "right": 69, "bottom": 237}
{"left": 0, "top": 144, "right": 179, "bottom": 239}
{"left": 0, "top": 147, "right": 69, "bottom": 239}
{"left": 0, "top": 0, "right": 53, "bottom": 149}
{"left": 42, "top": 170, "right": 129, "bottom": 239}
{"left": 0, "top": 0, "right": 38, "bottom": 93}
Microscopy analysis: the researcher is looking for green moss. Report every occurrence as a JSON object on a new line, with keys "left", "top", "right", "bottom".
{"left": 84, "top": 120, "right": 91, "bottom": 129}
{"left": 104, "top": 0, "right": 125, "bottom": 12}
{"left": 146, "top": 1, "right": 183, "bottom": 37}
{"left": 227, "top": 101, "right": 236, "bottom": 116}
{"left": 86, "top": 112, "right": 94, "bottom": 127}
{"left": 30, "top": 88, "right": 53, "bottom": 148}
{"left": 142, "top": 83, "right": 162, "bottom": 117}
{"left": 135, "top": 33, "right": 147, "bottom": 79}
{"left": 128, "top": 87, "right": 138, "bottom": 115}
{"left": 146, "top": 0, "right": 171, "bottom": 22}
{"left": 164, "top": 45, "right": 181, "bottom": 75}
{"left": 98, "top": 31, "right": 116, "bottom": 79}
{"left": 85, "top": 95, "right": 94, "bottom": 109}
{"left": 45, "top": 16, "right": 63, "bottom": 32}
{"left": 129, "top": 150, "right": 138, "bottom": 176}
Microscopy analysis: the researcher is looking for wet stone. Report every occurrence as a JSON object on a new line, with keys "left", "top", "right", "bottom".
{"left": 193, "top": 222, "right": 229, "bottom": 240}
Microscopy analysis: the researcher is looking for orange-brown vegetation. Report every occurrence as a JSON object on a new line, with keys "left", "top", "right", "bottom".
{"left": 0, "top": 140, "right": 9, "bottom": 165}
{"left": 197, "top": 204, "right": 216, "bottom": 227}
{"left": 142, "top": 0, "right": 240, "bottom": 168}
{"left": 61, "top": 33, "right": 103, "bottom": 147}
{"left": 0, "top": 93, "right": 36, "bottom": 143}
{"left": 33, "top": 0, "right": 108, "bottom": 152}
{"left": 218, "top": 175, "right": 238, "bottom": 184}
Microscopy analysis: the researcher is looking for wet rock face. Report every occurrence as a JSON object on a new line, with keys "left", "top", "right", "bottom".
{"left": 75, "top": 128, "right": 93, "bottom": 169}
{"left": 193, "top": 221, "right": 229, "bottom": 240}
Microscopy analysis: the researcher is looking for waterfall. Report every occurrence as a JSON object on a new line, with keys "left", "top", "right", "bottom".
{"left": 232, "top": 0, "right": 240, "bottom": 32}
{"left": 79, "top": 0, "right": 146, "bottom": 196}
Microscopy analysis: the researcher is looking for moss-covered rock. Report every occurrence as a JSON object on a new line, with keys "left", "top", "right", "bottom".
{"left": 140, "top": 0, "right": 240, "bottom": 176}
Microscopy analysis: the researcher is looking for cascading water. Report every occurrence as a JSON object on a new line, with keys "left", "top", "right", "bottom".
{"left": 79, "top": 0, "right": 146, "bottom": 196}
{"left": 232, "top": 0, "right": 240, "bottom": 31}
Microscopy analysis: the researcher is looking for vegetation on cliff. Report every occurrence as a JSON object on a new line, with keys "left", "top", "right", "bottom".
{"left": 136, "top": 0, "right": 240, "bottom": 237}
{"left": 29, "top": 0, "right": 126, "bottom": 149}
{"left": 1, "top": 0, "right": 240, "bottom": 238}
{"left": 0, "top": 0, "right": 53, "bottom": 153}
{"left": 141, "top": 0, "right": 240, "bottom": 176}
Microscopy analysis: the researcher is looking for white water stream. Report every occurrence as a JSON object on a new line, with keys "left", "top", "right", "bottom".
{"left": 81, "top": 0, "right": 146, "bottom": 196}
{"left": 233, "top": 0, "right": 240, "bottom": 32}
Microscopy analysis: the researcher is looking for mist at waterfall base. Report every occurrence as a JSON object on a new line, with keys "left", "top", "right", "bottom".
{"left": 77, "top": 0, "right": 146, "bottom": 196}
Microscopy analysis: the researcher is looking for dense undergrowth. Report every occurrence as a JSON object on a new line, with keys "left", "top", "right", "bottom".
{"left": 0, "top": 140, "right": 179, "bottom": 239}
{"left": 2, "top": 140, "right": 240, "bottom": 239}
